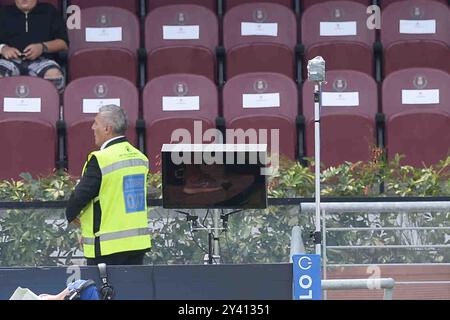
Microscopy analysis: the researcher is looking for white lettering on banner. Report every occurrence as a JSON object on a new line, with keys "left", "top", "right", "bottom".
{"left": 3, "top": 98, "right": 41, "bottom": 112}
{"left": 82, "top": 99, "right": 121, "bottom": 113}
{"left": 162, "top": 96, "right": 200, "bottom": 111}
{"left": 320, "top": 21, "right": 357, "bottom": 36}
{"left": 241, "top": 22, "right": 278, "bottom": 36}
{"left": 402, "top": 89, "right": 440, "bottom": 105}
{"left": 163, "top": 25, "right": 200, "bottom": 40}
{"left": 322, "top": 92, "right": 360, "bottom": 107}
{"left": 242, "top": 93, "right": 280, "bottom": 108}
{"left": 299, "top": 275, "right": 313, "bottom": 299}
{"left": 399, "top": 20, "right": 436, "bottom": 34}
{"left": 85, "top": 27, "right": 123, "bottom": 42}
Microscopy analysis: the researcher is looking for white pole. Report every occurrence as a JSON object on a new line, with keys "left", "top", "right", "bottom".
{"left": 314, "top": 82, "right": 322, "bottom": 256}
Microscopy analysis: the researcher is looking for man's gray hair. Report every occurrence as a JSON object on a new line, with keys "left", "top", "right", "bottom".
{"left": 98, "top": 105, "right": 128, "bottom": 135}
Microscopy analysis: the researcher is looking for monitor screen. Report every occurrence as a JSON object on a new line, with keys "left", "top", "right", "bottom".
{"left": 161, "top": 145, "right": 268, "bottom": 209}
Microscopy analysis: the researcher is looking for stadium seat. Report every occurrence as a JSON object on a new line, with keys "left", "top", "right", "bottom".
{"left": 381, "top": 0, "right": 450, "bottom": 76}
{"left": 223, "top": 3, "right": 297, "bottom": 80}
{"left": 0, "top": 0, "right": 59, "bottom": 9}
{"left": 302, "top": 70, "right": 378, "bottom": 167}
{"left": 142, "top": 74, "right": 219, "bottom": 171}
{"left": 222, "top": 72, "right": 298, "bottom": 160}
{"left": 68, "top": 6, "right": 140, "bottom": 85}
{"left": 147, "top": 0, "right": 217, "bottom": 13}
{"left": 64, "top": 76, "right": 139, "bottom": 176}
{"left": 302, "top": 0, "right": 370, "bottom": 10}
{"left": 301, "top": 0, "right": 375, "bottom": 78}
{"left": 225, "top": 0, "right": 295, "bottom": 11}
{"left": 0, "top": 76, "right": 59, "bottom": 180}
{"left": 69, "top": 0, "right": 139, "bottom": 14}
{"left": 380, "top": 0, "right": 448, "bottom": 9}
{"left": 145, "top": 5, "right": 219, "bottom": 82}
{"left": 382, "top": 68, "right": 450, "bottom": 167}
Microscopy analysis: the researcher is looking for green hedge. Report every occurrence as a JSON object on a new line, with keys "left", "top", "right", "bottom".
{"left": 0, "top": 154, "right": 449, "bottom": 266}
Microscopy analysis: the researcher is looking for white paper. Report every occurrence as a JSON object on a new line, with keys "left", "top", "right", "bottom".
{"left": 399, "top": 20, "right": 436, "bottom": 34}
{"left": 9, "top": 287, "right": 41, "bottom": 300}
{"left": 82, "top": 99, "right": 121, "bottom": 113}
{"left": 402, "top": 89, "right": 440, "bottom": 104}
{"left": 3, "top": 98, "right": 41, "bottom": 112}
{"left": 322, "top": 92, "right": 360, "bottom": 107}
{"left": 85, "top": 27, "right": 123, "bottom": 42}
{"left": 320, "top": 21, "right": 357, "bottom": 36}
{"left": 242, "top": 93, "right": 280, "bottom": 108}
{"left": 241, "top": 22, "right": 278, "bottom": 37}
{"left": 163, "top": 25, "right": 200, "bottom": 40}
{"left": 163, "top": 96, "right": 200, "bottom": 111}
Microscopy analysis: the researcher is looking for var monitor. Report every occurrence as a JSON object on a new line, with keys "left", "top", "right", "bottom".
{"left": 161, "top": 144, "right": 268, "bottom": 209}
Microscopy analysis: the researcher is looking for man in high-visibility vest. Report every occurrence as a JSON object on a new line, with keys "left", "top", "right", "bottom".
{"left": 66, "top": 105, "right": 151, "bottom": 265}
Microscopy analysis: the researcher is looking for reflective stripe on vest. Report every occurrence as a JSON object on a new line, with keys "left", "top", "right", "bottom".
{"left": 101, "top": 159, "right": 149, "bottom": 176}
{"left": 83, "top": 227, "right": 151, "bottom": 245}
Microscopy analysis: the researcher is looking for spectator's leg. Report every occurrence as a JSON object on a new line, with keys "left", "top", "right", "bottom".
{"left": 0, "top": 59, "right": 21, "bottom": 77}
{"left": 28, "top": 58, "right": 65, "bottom": 92}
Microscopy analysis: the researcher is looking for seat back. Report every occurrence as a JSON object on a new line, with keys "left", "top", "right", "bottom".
{"left": 381, "top": 0, "right": 450, "bottom": 75}
{"left": 145, "top": 4, "right": 218, "bottom": 81}
{"left": 143, "top": 74, "right": 219, "bottom": 171}
{"left": 69, "top": 0, "right": 139, "bottom": 14}
{"left": 223, "top": 72, "right": 298, "bottom": 159}
{"left": 303, "top": 70, "right": 378, "bottom": 167}
{"left": 147, "top": 0, "right": 217, "bottom": 13}
{"left": 382, "top": 68, "right": 450, "bottom": 167}
{"left": 301, "top": 0, "right": 375, "bottom": 76}
{"left": 302, "top": 0, "right": 370, "bottom": 11}
{"left": 0, "top": 76, "right": 59, "bottom": 179}
{"left": 64, "top": 76, "right": 139, "bottom": 176}
{"left": 380, "top": 0, "right": 448, "bottom": 9}
{"left": 225, "top": 0, "right": 294, "bottom": 11}
{"left": 224, "top": 3, "right": 297, "bottom": 79}
{"left": 68, "top": 6, "right": 140, "bottom": 83}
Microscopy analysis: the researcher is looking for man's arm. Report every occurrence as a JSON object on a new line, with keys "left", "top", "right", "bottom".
{"left": 23, "top": 39, "right": 68, "bottom": 60}
{"left": 66, "top": 156, "right": 102, "bottom": 224}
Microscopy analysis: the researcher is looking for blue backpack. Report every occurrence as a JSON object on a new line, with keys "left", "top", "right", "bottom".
{"left": 65, "top": 279, "right": 100, "bottom": 300}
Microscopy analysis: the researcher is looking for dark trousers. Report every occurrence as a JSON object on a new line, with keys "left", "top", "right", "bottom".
{"left": 86, "top": 250, "right": 146, "bottom": 266}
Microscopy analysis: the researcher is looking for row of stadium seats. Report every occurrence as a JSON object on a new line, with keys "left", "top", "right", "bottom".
{"left": 19, "top": 1, "right": 449, "bottom": 86}
{"left": 1, "top": 68, "right": 448, "bottom": 179}
{"left": 1, "top": 0, "right": 448, "bottom": 15}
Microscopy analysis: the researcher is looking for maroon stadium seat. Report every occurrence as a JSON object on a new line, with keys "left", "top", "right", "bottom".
{"left": 142, "top": 74, "right": 219, "bottom": 172}
{"left": 223, "top": 3, "right": 297, "bottom": 79}
{"left": 68, "top": 6, "right": 140, "bottom": 84}
{"left": 69, "top": 0, "right": 139, "bottom": 14}
{"left": 303, "top": 70, "right": 378, "bottom": 167}
{"left": 145, "top": 5, "right": 218, "bottom": 82}
{"left": 0, "top": 76, "right": 59, "bottom": 180}
{"left": 381, "top": 0, "right": 450, "bottom": 76}
{"left": 222, "top": 72, "right": 298, "bottom": 160}
{"left": 380, "top": 0, "right": 448, "bottom": 10}
{"left": 0, "top": 0, "right": 59, "bottom": 9}
{"left": 301, "top": 1, "right": 375, "bottom": 78}
{"left": 147, "top": 0, "right": 217, "bottom": 13}
{"left": 225, "top": 0, "right": 295, "bottom": 11}
{"left": 382, "top": 68, "right": 450, "bottom": 167}
{"left": 302, "top": 0, "right": 370, "bottom": 10}
{"left": 64, "top": 76, "right": 139, "bottom": 176}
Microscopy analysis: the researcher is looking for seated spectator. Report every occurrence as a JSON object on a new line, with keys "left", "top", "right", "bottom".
{"left": 0, "top": 0, "right": 68, "bottom": 92}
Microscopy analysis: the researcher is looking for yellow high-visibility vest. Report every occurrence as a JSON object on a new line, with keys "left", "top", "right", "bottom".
{"left": 79, "top": 141, "right": 151, "bottom": 258}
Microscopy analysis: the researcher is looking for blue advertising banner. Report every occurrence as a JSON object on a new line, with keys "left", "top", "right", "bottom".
{"left": 292, "top": 254, "right": 322, "bottom": 300}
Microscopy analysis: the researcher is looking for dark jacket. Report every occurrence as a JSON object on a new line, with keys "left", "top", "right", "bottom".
{"left": 0, "top": 3, "right": 69, "bottom": 60}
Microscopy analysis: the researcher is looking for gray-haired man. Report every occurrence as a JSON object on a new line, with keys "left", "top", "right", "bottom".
{"left": 66, "top": 105, "right": 151, "bottom": 266}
